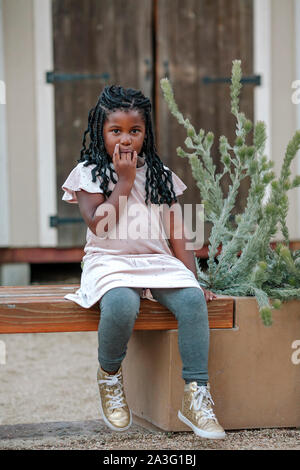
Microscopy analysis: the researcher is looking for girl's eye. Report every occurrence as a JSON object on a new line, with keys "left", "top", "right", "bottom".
{"left": 110, "top": 129, "right": 140, "bottom": 135}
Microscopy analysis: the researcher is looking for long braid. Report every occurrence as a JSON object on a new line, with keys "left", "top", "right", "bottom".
{"left": 78, "top": 85, "right": 177, "bottom": 206}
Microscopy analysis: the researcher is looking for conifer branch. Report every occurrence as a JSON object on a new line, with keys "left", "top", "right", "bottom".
{"left": 161, "top": 60, "right": 300, "bottom": 326}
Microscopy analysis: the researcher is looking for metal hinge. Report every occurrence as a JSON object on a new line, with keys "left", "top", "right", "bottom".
{"left": 203, "top": 75, "right": 261, "bottom": 86}
{"left": 49, "top": 216, "right": 84, "bottom": 227}
{"left": 46, "top": 71, "right": 110, "bottom": 83}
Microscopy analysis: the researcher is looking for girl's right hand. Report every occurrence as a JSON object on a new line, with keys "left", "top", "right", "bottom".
{"left": 112, "top": 144, "right": 137, "bottom": 185}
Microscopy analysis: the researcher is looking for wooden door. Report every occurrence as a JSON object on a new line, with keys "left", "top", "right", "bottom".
{"left": 52, "top": 0, "right": 254, "bottom": 247}
{"left": 52, "top": 0, "right": 153, "bottom": 246}
{"left": 155, "top": 0, "right": 254, "bottom": 237}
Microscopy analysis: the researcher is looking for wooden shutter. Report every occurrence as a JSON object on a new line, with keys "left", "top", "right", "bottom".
{"left": 52, "top": 0, "right": 153, "bottom": 246}
{"left": 52, "top": 0, "right": 254, "bottom": 247}
{"left": 155, "top": 0, "right": 254, "bottom": 232}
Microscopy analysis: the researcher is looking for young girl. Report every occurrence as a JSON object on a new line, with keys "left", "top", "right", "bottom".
{"left": 62, "top": 85, "right": 225, "bottom": 440}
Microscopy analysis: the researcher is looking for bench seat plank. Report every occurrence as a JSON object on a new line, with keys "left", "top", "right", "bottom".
{"left": 0, "top": 285, "right": 234, "bottom": 333}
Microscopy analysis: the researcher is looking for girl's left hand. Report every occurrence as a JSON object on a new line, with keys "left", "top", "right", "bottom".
{"left": 202, "top": 288, "right": 218, "bottom": 302}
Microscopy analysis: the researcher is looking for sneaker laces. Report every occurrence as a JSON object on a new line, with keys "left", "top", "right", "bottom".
{"left": 190, "top": 385, "right": 217, "bottom": 421}
{"left": 98, "top": 371, "right": 126, "bottom": 411}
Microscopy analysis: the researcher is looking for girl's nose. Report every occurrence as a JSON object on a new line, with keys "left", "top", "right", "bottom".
{"left": 120, "top": 134, "right": 132, "bottom": 145}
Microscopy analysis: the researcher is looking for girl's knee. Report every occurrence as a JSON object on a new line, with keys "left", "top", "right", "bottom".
{"left": 184, "top": 287, "right": 206, "bottom": 308}
{"left": 177, "top": 288, "right": 208, "bottom": 321}
{"left": 100, "top": 287, "right": 140, "bottom": 325}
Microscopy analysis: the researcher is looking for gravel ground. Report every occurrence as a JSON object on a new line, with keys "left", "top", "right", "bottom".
{"left": 0, "top": 331, "right": 299, "bottom": 450}
{"left": 0, "top": 420, "right": 299, "bottom": 450}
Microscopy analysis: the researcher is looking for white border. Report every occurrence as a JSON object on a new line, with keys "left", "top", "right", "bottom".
{"left": 33, "top": 0, "right": 57, "bottom": 246}
{"left": 254, "top": 0, "right": 272, "bottom": 204}
{"left": 0, "top": 0, "right": 10, "bottom": 246}
{"left": 295, "top": 0, "right": 300, "bottom": 236}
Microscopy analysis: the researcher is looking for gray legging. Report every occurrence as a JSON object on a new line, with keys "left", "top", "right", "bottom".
{"left": 98, "top": 286, "right": 210, "bottom": 386}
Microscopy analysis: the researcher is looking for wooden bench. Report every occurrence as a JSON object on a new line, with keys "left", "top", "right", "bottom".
{"left": 0, "top": 285, "right": 234, "bottom": 333}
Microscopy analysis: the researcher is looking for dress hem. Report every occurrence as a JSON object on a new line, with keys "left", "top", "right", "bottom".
{"left": 64, "top": 280, "right": 203, "bottom": 309}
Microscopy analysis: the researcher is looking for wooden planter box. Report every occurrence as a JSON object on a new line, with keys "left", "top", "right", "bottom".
{"left": 123, "top": 297, "right": 300, "bottom": 430}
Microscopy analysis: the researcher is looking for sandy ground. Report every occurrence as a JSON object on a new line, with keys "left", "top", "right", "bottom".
{"left": 0, "top": 331, "right": 299, "bottom": 450}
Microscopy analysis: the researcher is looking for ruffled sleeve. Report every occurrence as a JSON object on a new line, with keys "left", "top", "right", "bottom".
{"left": 62, "top": 162, "right": 104, "bottom": 204}
{"left": 164, "top": 165, "right": 187, "bottom": 196}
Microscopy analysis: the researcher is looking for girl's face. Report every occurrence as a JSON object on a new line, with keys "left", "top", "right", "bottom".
{"left": 103, "top": 109, "right": 146, "bottom": 161}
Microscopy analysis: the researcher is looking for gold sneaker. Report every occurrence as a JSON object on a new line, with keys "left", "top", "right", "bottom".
{"left": 178, "top": 382, "right": 225, "bottom": 439}
{"left": 97, "top": 366, "right": 132, "bottom": 432}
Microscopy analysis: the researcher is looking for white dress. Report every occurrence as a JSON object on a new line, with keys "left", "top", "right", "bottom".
{"left": 61, "top": 159, "right": 202, "bottom": 307}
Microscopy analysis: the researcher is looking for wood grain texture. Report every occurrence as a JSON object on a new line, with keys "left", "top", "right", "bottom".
{"left": 155, "top": 0, "right": 254, "bottom": 235}
{"left": 0, "top": 285, "right": 234, "bottom": 333}
{"left": 1, "top": 241, "right": 299, "bottom": 263}
{"left": 0, "top": 247, "right": 85, "bottom": 264}
{"left": 52, "top": 0, "right": 152, "bottom": 247}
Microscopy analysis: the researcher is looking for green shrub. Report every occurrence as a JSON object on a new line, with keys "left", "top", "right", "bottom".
{"left": 161, "top": 60, "right": 300, "bottom": 326}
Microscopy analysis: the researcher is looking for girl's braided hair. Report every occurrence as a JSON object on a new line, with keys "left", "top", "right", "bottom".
{"left": 78, "top": 85, "right": 177, "bottom": 207}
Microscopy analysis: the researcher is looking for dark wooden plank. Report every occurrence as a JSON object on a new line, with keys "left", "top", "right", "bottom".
{"left": 156, "top": 0, "right": 254, "bottom": 235}
{"left": 1, "top": 241, "right": 299, "bottom": 264}
{"left": 216, "top": 0, "right": 253, "bottom": 217}
{"left": 52, "top": 0, "right": 153, "bottom": 247}
{"left": 0, "top": 247, "right": 84, "bottom": 264}
{"left": 0, "top": 285, "right": 234, "bottom": 332}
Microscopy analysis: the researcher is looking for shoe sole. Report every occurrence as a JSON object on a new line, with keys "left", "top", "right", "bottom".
{"left": 178, "top": 411, "right": 226, "bottom": 440}
{"left": 98, "top": 380, "right": 132, "bottom": 432}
